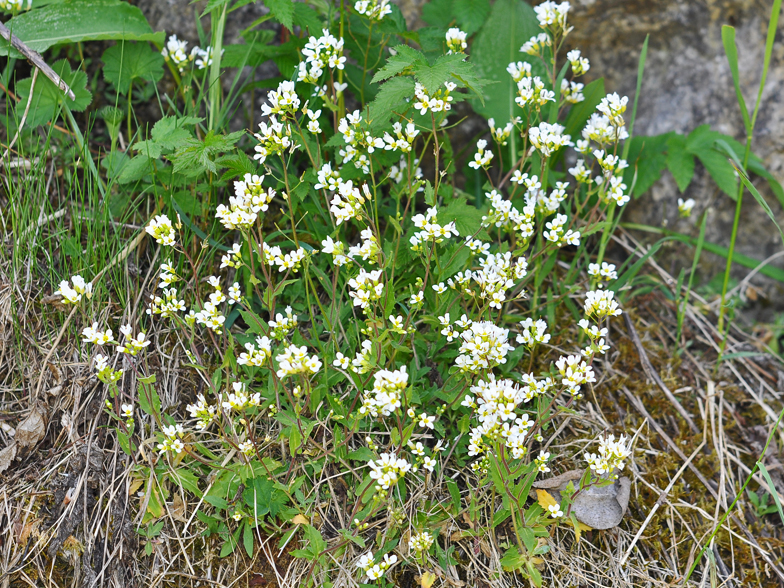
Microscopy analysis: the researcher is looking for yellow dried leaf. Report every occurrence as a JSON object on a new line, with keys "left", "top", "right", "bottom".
{"left": 292, "top": 514, "right": 309, "bottom": 525}
{"left": 420, "top": 571, "right": 436, "bottom": 588}
{"left": 535, "top": 489, "right": 558, "bottom": 509}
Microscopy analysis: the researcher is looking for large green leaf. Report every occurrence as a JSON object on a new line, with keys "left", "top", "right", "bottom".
{"left": 452, "top": 0, "right": 490, "bottom": 36}
{"left": 15, "top": 59, "right": 92, "bottom": 128}
{"left": 469, "top": 0, "right": 540, "bottom": 126}
{"left": 0, "top": 0, "right": 164, "bottom": 57}
{"left": 665, "top": 133, "right": 695, "bottom": 193}
{"left": 102, "top": 41, "right": 164, "bottom": 94}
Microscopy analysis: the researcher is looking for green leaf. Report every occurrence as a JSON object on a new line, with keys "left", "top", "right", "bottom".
{"left": 623, "top": 134, "right": 669, "bottom": 197}
{"left": 665, "top": 134, "right": 695, "bottom": 193}
{"left": 440, "top": 196, "right": 484, "bottom": 235}
{"left": 758, "top": 461, "right": 784, "bottom": 526}
{"left": 151, "top": 115, "right": 198, "bottom": 150}
{"left": 137, "top": 380, "right": 161, "bottom": 418}
{"left": 367, "top": 76, "right": 414, "bottom": 119}
{"left": 734, "top": 164, "right": 784, "bottom": 246}
{"left": 452, "top": 0, "right": 490, "bottom": 36}
{"left": 292, "top": 3, "right": 322, "bottom": 33}
{"left": 414, "top": 52, "right": 466, "bottom": 93}
{"left": 102, "top": 41, "right": 164, "bottom": 94}
{"left": 721, "top": 26, "right": 752, "bottom": 135}
{"left": 421, "top": 0, "right": 454, "bottom": 29}
{"left": 265, "top": 0, "right": 294, "bottom": 30}
{"left": 15, "top": 59, "right": 92, "bottom": 128}
{"left": 171, "top": 130, "right": 244, "bottom": 177}
{"left": 243, "top": 522, "right": 254, "bottom": 557}
{"left": 371, "top": 45, "right": 426, "bottom": 84}
{"left": 693, "top": 146, "right": 739, "bottom": 198}
{"left": 470, "top": 0, "right": 540, "bottom": 125}
{"left": 0, "top": 0, "right": 164, "bottom": 57}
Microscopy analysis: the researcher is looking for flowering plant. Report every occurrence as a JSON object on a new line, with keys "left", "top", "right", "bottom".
{"left": 68, "top": 1, "right": 640, "bottom": 585}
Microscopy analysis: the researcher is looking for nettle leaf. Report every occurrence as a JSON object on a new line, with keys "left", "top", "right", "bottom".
{"left": 368, "top": 77, "right": 414, "bottom": 119}
{"left": 372, "top": 45, "right": 426, "bottom": 83}
{"left": 171, "top": 130, "right": 244, "bottom": 177}
{"left": 15, "top": 59, "right": 92, "bottom": 128}
{"left": 0, "top": 0, "right": 164, "bottom": 57}
{"left": 102, "top": 41, "right": 164, "bottom": 94}
{"left": 292, "top": 3, "right": 322, "bottom": 33}
{"left": 623, "top": 134, "right": 670, "bottom": 198}
{"left": 151, "top": 116, "right": 198, "bottom": 151}
{"left": 265, "top": 0, "right": 294, "bottom": 30}
{"left": 413, "top": 52, "right": 466, "bottom": 93}
{"left": 665, "top": 134, "right": 695, "bottom": 193}
{"left": 440, "top": 195, "right": 484, "bottom": 235}
{"left": 452, "top": 0, "right": 490, "bottom": 36}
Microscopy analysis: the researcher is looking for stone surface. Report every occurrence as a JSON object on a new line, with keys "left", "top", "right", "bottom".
{"left": 566, "top": 0, "right": 784, "bottom": 313}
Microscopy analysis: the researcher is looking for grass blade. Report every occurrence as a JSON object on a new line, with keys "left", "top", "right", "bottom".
{"left": 721, "top": 26, "right": 752, "bottom": 135}
{"left": 758, "top": 461, "right": 784, "bottom": 526}
{"left": 733, "top": 162, "right": 784, "bottom": 246}
{"left": 751, "top": 0, "right": 782, "bottom": 127}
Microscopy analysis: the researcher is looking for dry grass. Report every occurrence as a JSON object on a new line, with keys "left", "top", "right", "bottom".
{"left": 2, "top": 214, "right": 784, "bottom": 588}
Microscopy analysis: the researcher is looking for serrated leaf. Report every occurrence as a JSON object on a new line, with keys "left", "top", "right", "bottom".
{"left": 15, "top": 59, "right": 92, "bottom": 128}
{"left": 413, "top": 52, "right": 465, "bottom": 93}
{"left": 453, "top": 0, "right": 490, "bottom": 36}
{"left": 440, "top": 195, "right": 484, "bottom": 235}
{"left": 693, "top": 146, "right": 738, "bottom": 198}
{"left": 102, "top": 41, "right": 164, "bottom": 94}
{"left": 150, "top": 116, "right": 195, "bottom": 150}
{"left": 367, "top": 76, "right": 414, "bottom": 119}
{"left": 0, "top": 0, "right": 164, "bottom": 57}
{"left": 371, "top": 45, "right": 426, "bottom": 84}
{"left": 665, "top": 134, "right": 695, "bottom": 192}
{"left": 171, "top": 130, "right": 244, "bottom": 177}
{"left": 265, "top": 0, "right": 294, "bottom": 30}
{"left": 292, "top": 3, "right": 322, "bottom": 32}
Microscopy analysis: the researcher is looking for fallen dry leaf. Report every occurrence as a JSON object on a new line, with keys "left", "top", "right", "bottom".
{"left": 0, "top": 442, "right": 17, "bottom": 473}
{"left": 292, "top": 514, "right": 309, "bottom": 525}
{"left": 171, "top": 493, "right": 188, "bottom": 522}
{"left": 16, "top": 408, "right": 46, "bottom": 448}
{"left": 419, "top": 571, "right": 436, "bottom": 588}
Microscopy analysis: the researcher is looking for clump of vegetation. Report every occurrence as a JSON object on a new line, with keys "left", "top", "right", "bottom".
{"left": 2, "top": 0, "right": 784, "bottom": 586}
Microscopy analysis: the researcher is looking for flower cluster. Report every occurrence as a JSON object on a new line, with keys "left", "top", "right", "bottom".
{"left": 413, "top": 81, "right": 456, "bottom": 115}
{"left": 585, "top": 434, "right": 631, "bottom": 477}
{"left": 360, "top": 367, "right": 408, "bottom": 417}
{"left": 216, "top": 174, "right": 276, "bottom": 230}
{"left": 410, "top": 207, "right": 459, "bottom": 250}
{"left": 455, "top": 321, "right": 515, "bottom": 373}
{"left": 298, "top": 29, "right": 346, "bottom": 83}
{"left": 348, "top": 269, "right": 384, "bottom": 311}
{"left": 146, "top": 214, "right": 176, "bottom": 246}
{"left": 468, "top": 139, "right": 494, "bottom": 170}
{"left": 356, "top": 551, "right": 398, "bottom": 581}
{"left": 445, "top": 28, "right": 467, "bottom": 54}
{"left": 368, "top": 452, "right": 412, "bottom": 491}
{"left": 354, "top": 0, "right": 392, "bottom": 22}
{"left": 238, "top": 336, "right": 272, "bottom": 367}
{"left": 275, "top": 345, "right": 322, "bottom": 378}
{"left": 54, "top": 275, "right": 92, "bottom": 304}
{"left": 157, "top": 424, "right": 185, "bottom": 455}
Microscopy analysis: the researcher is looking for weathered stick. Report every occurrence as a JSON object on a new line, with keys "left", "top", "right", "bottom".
{"left": 0, "top": 21, "right": 76, "bottom": 101}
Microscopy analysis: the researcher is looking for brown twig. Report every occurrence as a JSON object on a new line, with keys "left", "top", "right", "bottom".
{"left": 0, "top": 21, "right": 76, "bottom": 101}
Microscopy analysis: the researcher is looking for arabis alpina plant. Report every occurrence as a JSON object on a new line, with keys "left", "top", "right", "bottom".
{"left": 85, "top": 3, "right": 639, "bottom": 583}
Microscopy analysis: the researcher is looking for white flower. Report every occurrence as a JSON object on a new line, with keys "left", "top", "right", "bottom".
{"left": 162, "top": 35, "right": 192, "bottom": 72}
{"left": 82, "top": 323, "right": 113, "bottom": 345}
{"left": 54, "top": 275, "right": 92, "bottom": 304}
{"left": 354, "top": 0, "right": 392, "bottom": 22}
{"left": 418, "top": 413, "right": 435, "bottom": 429}
{"left": 528, "top": 122, "right": 573, "bottom": 157}
{"left": 368, "top": 453, "right": 411, "bottom": 490}
{"left": 468, "top": 139, "right": 494, "bottom": 170}
{"left": 548, "top": 504, "right": 565, "bottom": 518}
{"left": 585, "top": 434, "right": 631, "bottom": 476}
{"left": 678, "top": 197, "right": 696, "bottom": 218}
{"left": 584, "top": 289, "right": 622, "bottom": 319}
{"left": 275, "top": 345, "right": 322, "bottom": 378}
{"left": 146, "top": 214, "right": 176, "bottom": 246}
{"left": 445, "top": 27, "right": 467, "bottom": 54}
